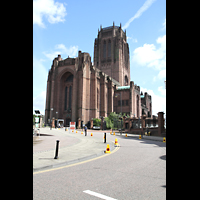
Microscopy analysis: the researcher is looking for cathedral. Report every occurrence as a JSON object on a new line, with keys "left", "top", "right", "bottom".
{"left": 45, "top": 23, "right": 152, "bottom": 127}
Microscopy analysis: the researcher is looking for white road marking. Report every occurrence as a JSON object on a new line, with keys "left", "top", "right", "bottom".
{"left": 83, "top": 190, "right": 117, "bottom": 200}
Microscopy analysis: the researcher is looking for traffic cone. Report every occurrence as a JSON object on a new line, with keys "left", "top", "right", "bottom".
{"left": 114, "top": 138, "right": 119, "bottom": 147}
{"left": 105, "top": 144, "right": 111, "bottom": 153}
{"left": 91, "top": 133, "right": 93, "bottom": 136}
{"left": 139, "top": 135, "right": 141, "bottom": 139}
{"left": 163, "top": 137, "right": 166, "bottom": 142}
{"left": 76, "top": 130, "right": 78, "bottom": 133}
{"left": 72, "top": 130, "right": 74, "bottom": 133}
{"left": 125, "top": 134, "right": 128, "bottom": 137}
{"left": 81, "top": 131, "right": 83, "bottom": 135}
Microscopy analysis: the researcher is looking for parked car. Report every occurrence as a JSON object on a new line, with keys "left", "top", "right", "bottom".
{"left": 93, "top": 126, "right": 100, "bottom": 130}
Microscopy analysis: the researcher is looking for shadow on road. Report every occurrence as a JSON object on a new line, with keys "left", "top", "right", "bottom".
{"left": 159, "top": 155, "right": 166, "bottom": 160}
{"left": 116, "top": 134, "right": 166, "bottom": 148}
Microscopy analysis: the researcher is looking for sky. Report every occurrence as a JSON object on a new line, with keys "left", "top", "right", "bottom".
{"left": 33, "top": 0, "right": 166, "bottom": 117}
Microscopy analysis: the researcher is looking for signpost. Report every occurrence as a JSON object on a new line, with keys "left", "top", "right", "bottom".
{"left": 70, "top": 122, "right": 76, "bottom": 132}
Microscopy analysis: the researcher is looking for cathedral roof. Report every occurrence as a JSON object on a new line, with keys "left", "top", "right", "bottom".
{"left": 116, "top": 86, "right": 130, "bottom": 90}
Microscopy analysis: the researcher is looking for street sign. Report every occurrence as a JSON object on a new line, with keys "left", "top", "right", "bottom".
{"left": 70, "top": 122, "right": 76, "bottom": 130}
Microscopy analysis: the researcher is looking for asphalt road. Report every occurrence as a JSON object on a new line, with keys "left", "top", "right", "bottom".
{"left": 33, "top": 132, "right": 166, "bottom": 200}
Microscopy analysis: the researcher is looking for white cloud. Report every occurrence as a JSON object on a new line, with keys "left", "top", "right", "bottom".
{"left": 43, "top": 44, "right": 78, "bottom": 60}
{"left": 33, "top": 0, "right": 67, "bottom": 28}
{"left": 43, "top": 51, "right": 61, "bottom": 61}
{"left": 33, "top": 91, "right": 46, "bottom": 115}
{"left": 141, "top": 87, "right": 166, "bottom": 116}
{"left": 127, "top": 36, "right": 138, "bottom": 43}
{"left": 157, "top": 69, "right": 166, "bottom": 80}
{"left": 158, "top": 86, "right": 166, "bottom": 96}
{"left": 162, "top": 18, "right": 166, "bottom": 30}
{"left": 55, "top": 44, "right": 78, "bottom": 57}
{"left": 132, "top": 35, "right": 166, "bottom": 71}
{"left": 33, "top": 56, "right": 48, "bottom": 91}
{"left": 33, "top": 57, "right": 48, "bottom": 115}
{"left": 122, "top": 0, "right": 157, "bottom": 29}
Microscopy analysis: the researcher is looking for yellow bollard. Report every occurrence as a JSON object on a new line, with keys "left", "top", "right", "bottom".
{"left": 114, "top": 138, "right": 119, "bottom": 147}
{"left": 113, "top": 132, "right": 115, "bottom": 136}
{"left": 105, "top": 144, "right": 111, "bottom": 153}
{"left": 163, "top": 137, "right": 166, "bottom": 142}
{"left": 139, "top": 135, "right": 141, "bottom": 139}
{"left": 91, "top": 133, "right": 93, "bottom": 136}
{"left": 125, "top": 134, "right": 127, "bottom": 137}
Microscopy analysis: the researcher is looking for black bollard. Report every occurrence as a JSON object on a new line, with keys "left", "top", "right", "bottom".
{"left": 104, "top": 132, "right": 106, "bottom": 143}
{"left": 54, "top": 140, "right": 60, "bottom": 159}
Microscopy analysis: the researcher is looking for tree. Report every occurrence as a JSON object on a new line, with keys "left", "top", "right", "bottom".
{"left": 93, "top": 118, "right": 101, "bottom": 126}
{"left": 104, "top": 117, "right": 113, "bottom": 129}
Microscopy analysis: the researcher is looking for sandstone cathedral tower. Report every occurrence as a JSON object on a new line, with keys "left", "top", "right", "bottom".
{"left": 45, "top": 23, "right": 152, "bottom": 127}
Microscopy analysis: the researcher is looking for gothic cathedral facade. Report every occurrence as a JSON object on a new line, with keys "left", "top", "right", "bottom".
{"left": 45, "top": 23, "right": 152, "bottom": 126}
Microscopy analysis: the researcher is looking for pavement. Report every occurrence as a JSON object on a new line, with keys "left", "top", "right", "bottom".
{"left": 33, "top": 128, "right": 166, "bottom": 200}
{"left": 33, "top": 127, "right": 166, "bottom": 172}
{"left": 33, "top": 127, "right": 116, "bottom": 172}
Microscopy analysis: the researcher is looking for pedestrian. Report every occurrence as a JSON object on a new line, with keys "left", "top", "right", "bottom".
{"left": 58, "top": 123, "right": 60, "bottom": 128}
{"left": 84, "top": 125, "right": 87, "bottom": 136}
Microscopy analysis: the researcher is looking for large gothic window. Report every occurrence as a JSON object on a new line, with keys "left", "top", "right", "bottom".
{"left": 66, "top": 74, "right": 73, "bottom": 82}
{"left": 63, "top": 74, "right": 73, "bottom": 112}
{"left": 103, "top": 40, "right": 106, "bottom": 59}
{"left": 137, "top": 95, "right": 139, "bottom": 117}
{"left": 69, "top": 86, "right": 72, "bottom": 110}
{"left": 124, "top": 75, "right": 128, "bottom": 86}
{"left": 64, "top": 87, "right": 68, "bottom": 110}
{"left": 108, "top": 40, "right": 111, "bottom": 58}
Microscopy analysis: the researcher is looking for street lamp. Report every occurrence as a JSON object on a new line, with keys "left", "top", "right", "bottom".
{"left": 115, "top": 92, "right": 122, "bottom": 135}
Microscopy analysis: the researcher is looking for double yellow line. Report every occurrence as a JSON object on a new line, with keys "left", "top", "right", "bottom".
{"left": 33, "top": 142, "right": 120, "bottom": 175}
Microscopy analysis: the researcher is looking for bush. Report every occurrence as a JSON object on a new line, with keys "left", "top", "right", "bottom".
{"left": 93, "top": 118, "right": 101, "bottom": 126}
{"left": 104, "top": 117, "right": 113, "bottom": 129}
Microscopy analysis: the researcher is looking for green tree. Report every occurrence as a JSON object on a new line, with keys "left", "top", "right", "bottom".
{"left": 104, "top": 117, "right": 113, "bottom": 129}
{"left": 93, "top": 118, "right": 101, "bottom": 126}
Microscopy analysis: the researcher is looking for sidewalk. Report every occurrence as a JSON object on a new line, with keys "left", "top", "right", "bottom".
{"left": 33, "top": 128, "right": 115, "bottom": 172}
{"left": 78, "top": 129, "right": 166, "bottom": 142}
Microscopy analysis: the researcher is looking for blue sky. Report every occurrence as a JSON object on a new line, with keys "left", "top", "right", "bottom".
{"left": 33, "top": 0, "right": 166, "bottom": 116}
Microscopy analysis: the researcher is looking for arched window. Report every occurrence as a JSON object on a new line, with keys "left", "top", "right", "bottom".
{"left": 64, "top": 87, "right": 68, "bottom": 110}
{"left": 103, "top": 40, "right": 106, "bottom": 59}
{"left": 66, "top": 74, "right": 73, "bottom": 82}
{"left": 137, "top": 95, "right": 139, "bottom": 117}
{"left": 108, "top": 40, "right": 111, "bottom": 58}
{"left": 124, "top": 75, "right": 128, "bottom": 86}
{"left": 69, "top": 85, "right": 72, "bottom": 110}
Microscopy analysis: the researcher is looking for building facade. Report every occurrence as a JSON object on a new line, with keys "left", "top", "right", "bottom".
{"left": 45, "top": 23, "right": 152, "bottom": 127}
